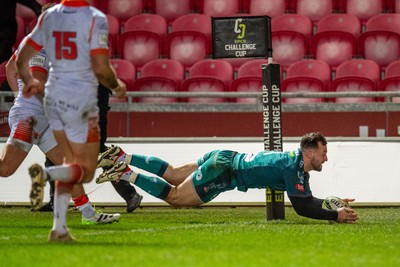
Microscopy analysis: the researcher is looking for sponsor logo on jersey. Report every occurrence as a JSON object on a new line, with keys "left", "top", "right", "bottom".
{"left": 30, "top": 55, "right": 46, "bottom": 67}
{"left": 297, "top": 170, "right": 304, "bottom": 183}
{"left": 296, "top": 183, "right": 304, "bottom": 192}
{"left": 98, "top": 33, "right": 108, "bottom": 46}
{"left": 195, "top": 167, "right": 203, "bottom": 181}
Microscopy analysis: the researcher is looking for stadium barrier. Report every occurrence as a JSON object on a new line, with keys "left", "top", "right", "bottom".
{"left": 0, "top": 137, "right": 400, "bottom": 207}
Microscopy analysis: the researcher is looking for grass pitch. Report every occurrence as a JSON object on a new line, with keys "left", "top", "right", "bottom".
{"left": 0, "top": 206, "right": 399, "bottom": 267}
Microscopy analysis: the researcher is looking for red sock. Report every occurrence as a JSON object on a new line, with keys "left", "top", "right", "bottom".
{"left": 72, "top": 194, "right": 89, "bottom": 207}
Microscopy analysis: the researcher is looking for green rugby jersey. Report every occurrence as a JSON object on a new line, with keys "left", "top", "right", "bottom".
{"left": 232, "top": 149, "right": 312, "bottom": 197}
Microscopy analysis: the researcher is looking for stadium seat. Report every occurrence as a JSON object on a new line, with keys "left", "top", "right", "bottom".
{"left": 196, "top": 0, "right": 240, "bottom": 17}
{"left": 110, "top": 59, "right": 136, "bottom": 91}
{"left": 101, "top": 0, "right": 143, "bottom": 25}
{"left": 107, "top": 14, "right": 120, "bottom": 57}
{"left": 230, "top": 59, "right": 269, "bottom": 103}
{"left": 337, "top": 0, "right": 383, "bottom": 24}
{"left": 357, "top": 14, "right": 400, "bottom": 69}
{"left": 152, "top": 0, "right": 194, "bottom": 25}
{"left": 119, "top": 14, "right": 167, "bottom": 70}
{"left": 0, "top": 61, "right": 7, "bottom": 80}
{"left": 247, "top": 0, "right": 286, "bottom": 18}
{"left": 379, "top": 60, "right": 400, "bottom": 103}
{"left": 123, "top": 14, "right": 167, "bottom": 35}
{"left": 16, "top": 0, "right": 49, "bottom": 27}
{"left": 181, "top": 59, "right": 233, "bottom": 103}
{"left": 310, "top": 14, "right": 361, "bottom": 70}
{"left": 133, "top": 59, "right": 185, "bottom": 103}
{"left": 282, "top": 60, "right": 331, "bottom": 103}
{"left": 14, "top": 16, "right": 26, "bottom": 51}
{"left": 118, "top": 33, "right": 163, "bottom": 71}
{"left": 271, "top": 14, "right": 313, "bottom": 70}
{"left": 292, "top": 0, "right": 333, "bottom": 24}
{"left": 164, "top": 14, "right": 211, "bottom": 70}
{"left": 171, "top": 14, "right": 212, "bottom": 44}
{"left": 330, "top": 59, "right": 380, "bottom": 103}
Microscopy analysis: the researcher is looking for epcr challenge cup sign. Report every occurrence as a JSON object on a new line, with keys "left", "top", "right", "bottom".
{"left": 212, "top": 16, "right": 272, "bottom": 59}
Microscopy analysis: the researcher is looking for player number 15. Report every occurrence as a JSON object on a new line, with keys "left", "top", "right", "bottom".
{"left": 53, "top": 31, "right": 77, "bottom": 60}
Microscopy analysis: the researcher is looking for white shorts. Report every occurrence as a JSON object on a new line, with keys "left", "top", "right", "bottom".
{"left": 7, "top": 105, "right": 57, "bottom": 154}
{"left": 44, "top": 77, "right": 99, "bottom": 144}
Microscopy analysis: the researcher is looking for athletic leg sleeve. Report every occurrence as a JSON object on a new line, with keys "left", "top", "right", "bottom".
{"left": 128, "top": 154, "right": 169, "bottom": 176}
{"left": 133, "top": 173, "right": 172, "bottom": 200}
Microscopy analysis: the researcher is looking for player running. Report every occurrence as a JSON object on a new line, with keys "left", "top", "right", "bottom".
{"left": 15, "top": 0, "right": 125, "bottom": 242}
{"left": 96, "top": 132, "right": 358, "bottom": 224}
{"left": 2, "top": 44, "right": 120, "bottom": 226}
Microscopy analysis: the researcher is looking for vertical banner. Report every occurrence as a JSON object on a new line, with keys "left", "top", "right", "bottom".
{"left": 262, "top": 64, "right": 285, "bottom": 220}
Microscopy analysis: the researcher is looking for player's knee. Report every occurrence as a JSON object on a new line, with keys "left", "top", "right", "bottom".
{"left": 165, "top": 187, "right": 183, "bottom": 206}
{"left": 77, "top": 166, "right": 96, "bottom": 184}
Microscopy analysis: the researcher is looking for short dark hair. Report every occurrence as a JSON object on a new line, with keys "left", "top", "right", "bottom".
{"left": 300, "top": 132, "right": 327, "bottom": 150}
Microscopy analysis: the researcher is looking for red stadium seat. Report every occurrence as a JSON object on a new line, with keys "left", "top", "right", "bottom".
{"left": 151, "top": 0, "right": 194, "bottom": 25}
{"left": 292, "top": 0, "right": 333, "bottom": 24}
{"left": 282, "top": 60, "right": 331, "bottom": 103}
{"left": 230, "top": 59, "right": 269, "bottom": 103}
{"left": 247, "top": 0, "right": 286, "bottom": 18}
{"left": 123, "top": 14, "right": 167, "bottom": 35}
{"left": 196, "top": 0, "right": 240, "bottom": 17}
{"left": 337, "top": 0, "right": 383, "bottom": 24}
{"left": 118, "top": 33, "right": 162, "bottom": 71}
{"left": 16, "top": 0, "right": 49, "bottom": 26}
{"left": 119, "top": 14, "right": 167, "bottom": 70}
{"left": 164, "top": 14, "right": 211, "bottom": 70}
{"left": 171, "top": 14, "right": 212, "bottom": 43}
{"left": 357, "top": 14, "right": 400, "bottom": 69}
{"left": 14, "top": 16, "right": 26, "bottom": 51}
{"left": 181, "top": 59, "right": 233, "bottom": 103}
{"left": 271, "top": 14, "right": 313, "bottom": 70}
{"left": 101, "top": 0, "right": 143, "bottom": 25}
{"left": 164, "top": 32, "right": 208, "bottom": 70}
{"left": 132, "top": 59, "right": 184, "bottom": 103}
{"left": 110, "top": 59, "right": 136, "bottom": 91}
{"left": 107, "top": 14, "right": 120, "bottom": 57}
{"left": 379, "top": 60, "right": 400, "bottom": 103}
{"left": 331, "top": 59, "right": 380, "bottom": 103}
{"left": 0, "top": 61, "right": 7, "bottom": 80}
{"left": 310, "top": 14, "right": 361, "bottom": 70}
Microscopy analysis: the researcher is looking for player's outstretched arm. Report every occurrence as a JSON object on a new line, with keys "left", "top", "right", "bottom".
{"left": 289, "top": 195, "right": 339, "bottom": 221}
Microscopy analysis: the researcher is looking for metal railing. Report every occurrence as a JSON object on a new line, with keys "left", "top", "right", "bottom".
{"left": 1, "top": 91, "right": 400, "bottom": 113}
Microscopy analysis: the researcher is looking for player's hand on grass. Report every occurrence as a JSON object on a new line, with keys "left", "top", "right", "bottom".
{"left": 113, "top": 79, "right": 126, "bottom": 99}
{"left": 337, "top": 207, "right": 359, "bottom": 224}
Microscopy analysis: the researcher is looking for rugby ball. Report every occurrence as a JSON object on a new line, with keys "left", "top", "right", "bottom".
{"left": 322, "top": 196, "right": 349, "bottom": 210}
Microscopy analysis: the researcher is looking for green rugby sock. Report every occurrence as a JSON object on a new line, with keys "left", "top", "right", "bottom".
{"left": 133, "top": 173, "right": 172, "bottom": 200}
{"left": 127, "top": 154, "right": 169, "bottom": 176}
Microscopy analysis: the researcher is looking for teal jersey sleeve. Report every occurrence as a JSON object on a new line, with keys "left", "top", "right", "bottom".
{"left": 232, "top": 149, "right": 312, "bottom": 197}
